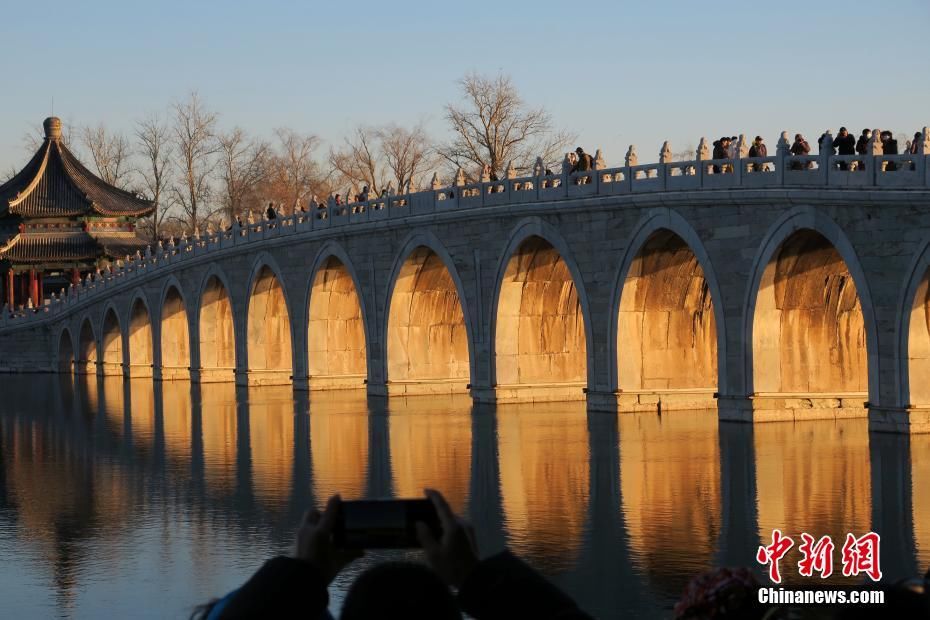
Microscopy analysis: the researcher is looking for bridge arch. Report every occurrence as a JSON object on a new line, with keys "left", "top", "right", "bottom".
{"left": 491, "top": 218, "right": 592, "bottom": 402}
{"left": 56, "top": 326, "right": 74, "bottom": 373}
{"left": 610, "top": 209, "right": 725, "bottom": 410}
{"left": 383, "top": 232, "right": 474, "bottom": 394}
{"left": 245, "top": 253, "right": 294, "bottom": 385}
{"left": 77, "top": 315, "right": 97, "bottom": 375}
{"left": 127, "top": 291, "right": 154, "bottom": 378}
{"left": 100, "top": 304, "right": 123, "bottom": 376}
{"left": 897, "top": 240, "right": 930, "bottom": 409}
{"left": 197, "top": 266, "right": 237, "bottom": 383}
{"left": 304, "top": 242, "right": 369, "bottom": 389}
{"left": 159, "top": 277, "right": 192, "bottom": 380}
{"left": 744, "top": 207, "right": 878, "bottom": 413}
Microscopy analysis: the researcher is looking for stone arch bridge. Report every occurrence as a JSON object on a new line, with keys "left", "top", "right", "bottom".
{"left": 3, "top": 143, "right": 930, "bottom": 434}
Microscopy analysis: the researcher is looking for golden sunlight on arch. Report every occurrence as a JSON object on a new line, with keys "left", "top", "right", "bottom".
{"left": 247, "top": 266, "right": 293, "bottom": 386}
{"left": 77, "top": 318, "right": 96, "bottom": 375}
{"left": 495, "top": 236, "right": 586, "bottom": 403}
{"left": 617, "top": 231, "right": 717, "bottom": 411}
{"left": 200, "top": 276, "right": 236, "bottom": 383}
{"left": 752, "top": 231, "right": 867, "bottom": 416}
{"left": 307, "top": 257, "right": 367, "bottom": 389}
{"left": 161, "top": 286, "right": 191, "bottom": 380}
{"left": 127, "top": 299, "right": 153, "bottom": 378}
{"left": 386, "top": 247, "right": 469, "bottom": 395}
{"left": 100, "top": 309, "right": 123, "bottom": 377}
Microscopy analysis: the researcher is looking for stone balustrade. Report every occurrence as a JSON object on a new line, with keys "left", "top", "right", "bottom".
{"left": 2, "top": 129, "right": 929, "bottom": 330}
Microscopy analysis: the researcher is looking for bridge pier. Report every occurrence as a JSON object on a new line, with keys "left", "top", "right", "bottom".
{"left": 869, "top": 406, "right": 930, "bottom": 434}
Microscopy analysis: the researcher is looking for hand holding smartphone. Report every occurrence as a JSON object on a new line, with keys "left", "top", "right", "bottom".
{"left": 333, "top": 498, "right": 443, "bottom": 549}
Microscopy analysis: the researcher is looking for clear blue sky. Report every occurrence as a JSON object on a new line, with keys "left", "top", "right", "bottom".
{"left": 2, "top": 0, "right": 928, "bottom": 173}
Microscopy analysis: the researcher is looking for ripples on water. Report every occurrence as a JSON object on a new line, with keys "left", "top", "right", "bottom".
{"left": 0, "top": 375, "right": 926, "bottom": 618}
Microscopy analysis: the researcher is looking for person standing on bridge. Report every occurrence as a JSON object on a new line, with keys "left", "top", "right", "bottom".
{"left": 748, "top": 136, "right": 767, "bottom": 171}
{"left": 881, "top": 130, "right": 899, "bottom": 172}
{"left": 856, "top": 129, "right": 872, "bottom": 155}
{"left": 570, "top": 147, "right": 593, "bottom": 184}
{"left": 789, "top": 134, "right": 810, "bottom": 169}
{"left": 265, "top": 202, "right": 277, "bottom": 221}
{"left": 834, "top": 127, "right": 856, "bottom": 170}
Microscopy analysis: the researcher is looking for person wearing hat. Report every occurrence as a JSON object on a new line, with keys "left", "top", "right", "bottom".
{"left": 748, "top": 136, "right": 767, "bottom": 171}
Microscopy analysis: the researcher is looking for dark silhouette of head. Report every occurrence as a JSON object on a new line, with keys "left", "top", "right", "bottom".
{"left": 340, "top": 561, "right": 461, "bottom": 620}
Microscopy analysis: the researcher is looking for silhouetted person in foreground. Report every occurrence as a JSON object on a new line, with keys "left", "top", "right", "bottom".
{"left": 197, "top": 490, "right": 592, "bottom": 619}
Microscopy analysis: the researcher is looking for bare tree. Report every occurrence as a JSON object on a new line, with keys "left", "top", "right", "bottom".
{"left": 329, "top": 126, "right": 385, "bottom": 196}
{"left": 329, "top": 123, "right": 435, "bottom": 197}
{"left": 134, "top": 113, "right": 174, "bottom": 242}
{"left": 268, "top": 128, "right": 324, "bottom": 211}
{"left": 440, "top": 72, "right": 574, "bottom": 180}
{"left": 378, "top": 123, "right": 435, "bottom": 192}
{"left": 170, "top": 92, "right": 218, "bottom": 232}
{"left": 80, "top": 124, "right": 132, "bottom": 188}
{"left": 217, "top": 127, "right": 269, "bottom": 223}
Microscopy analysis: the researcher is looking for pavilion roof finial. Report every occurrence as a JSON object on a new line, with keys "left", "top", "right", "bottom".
{"left": 43, "top": 117, "right": 62, "bottom": 140}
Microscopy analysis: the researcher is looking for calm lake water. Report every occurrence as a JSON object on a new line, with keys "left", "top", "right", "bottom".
{"left": 0, "top": 375, "right": 927, "bottom": 618}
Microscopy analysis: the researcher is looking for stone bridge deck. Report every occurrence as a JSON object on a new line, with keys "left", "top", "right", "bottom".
{"left": 2, "top": 142, "right": 930, "bottom": 433}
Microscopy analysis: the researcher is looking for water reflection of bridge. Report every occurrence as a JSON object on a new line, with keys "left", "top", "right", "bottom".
{"left": 1, "top": 376, "right": 927, "bottom": 616}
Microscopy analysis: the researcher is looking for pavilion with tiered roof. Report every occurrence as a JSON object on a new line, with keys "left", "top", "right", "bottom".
{"left": 0, "top": 117, "right": 153, "bottom": 308}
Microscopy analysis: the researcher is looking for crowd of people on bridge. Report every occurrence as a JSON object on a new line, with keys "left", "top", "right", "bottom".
{"left": 241, "top": 126, "right": 928, "bottom": 222}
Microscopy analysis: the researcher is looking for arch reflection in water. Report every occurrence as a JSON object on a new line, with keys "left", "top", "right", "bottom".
{"left": 497, "top": 402, "right": 589, "bottom": 572}
{"left": 246, "top": 385, "right": 295, "bottom": 508}
{"left": 754, "top": 418, "right": 871, "bottom": 583}
{"left": 618, "top": 410, "right": 721, "bottom": 597}
{"left": 127, "top": 377, "right": 156, "bottom": 451}
{"left": 388, "top": 395, "right": 472, "bottom": 514}
{"left": 197, "top": 383, "right": 238, "bottom": 493}
{"left": 308, "top": 390, "right": 369, "bottom": 502}
{"left": 160, "top": 380, "right": 194, "bottom": 463}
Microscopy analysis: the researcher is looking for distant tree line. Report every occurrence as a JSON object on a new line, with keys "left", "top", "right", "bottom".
{"left": 10, "top": 73, "right": 574, "bottom": 241}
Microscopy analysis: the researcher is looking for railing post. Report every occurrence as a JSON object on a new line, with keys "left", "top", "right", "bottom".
{"left": 819, "top": 131, "right": 833, "bottom": 185}
{"left": 775, "top": 131, "right": 789, "bottom": 186}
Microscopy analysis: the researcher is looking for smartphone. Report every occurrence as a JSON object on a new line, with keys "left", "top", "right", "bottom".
{"left": 333, "top": 498, "right": 442, "bottom": 549}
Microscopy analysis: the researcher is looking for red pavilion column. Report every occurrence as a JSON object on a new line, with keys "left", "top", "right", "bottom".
{"left": 5, "top": 270, "right": 12, "bottom": 308}
{"left": 29, "top": 269, "right": 38, "bottom": 308}
{"left": 71, "top": 267, "right": 81, "bottom": 286}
